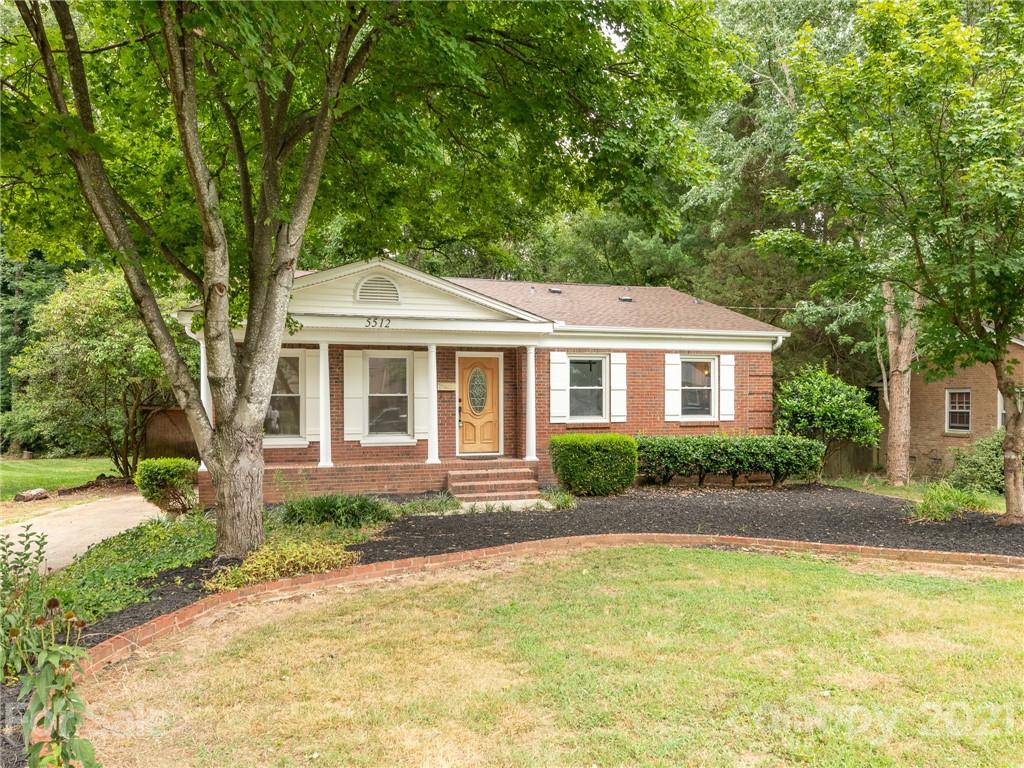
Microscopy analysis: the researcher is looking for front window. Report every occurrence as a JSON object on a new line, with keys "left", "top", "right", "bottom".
{"left": 569, "top": 357, "right": 606, "bottom": 420}
{"left": 998, "top": 391, "right": 1006, "bottom": 429}
{"left": 946, "top": 390, "right": 971, "bottom": 432}
{"left": 367, "top": 355, "right": 409, "bottom": 434}
{"left": 264, "top": 355, "right": 301, "bottom": 436}
{"left": 680, "top": 357, "right": 716, "bottom": 418}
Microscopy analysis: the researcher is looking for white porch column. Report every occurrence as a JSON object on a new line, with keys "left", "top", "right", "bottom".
{"left": 318, "top": 343, "right": 333, "bottom": 467}
{"left": 525, "top": 345, "right": 538, "bottom": 461}
{"left": 198, "top": 339, "right": 212, "bottom": 472}
{"left": 426, "top": 344, "right": 440, "bottom": 463}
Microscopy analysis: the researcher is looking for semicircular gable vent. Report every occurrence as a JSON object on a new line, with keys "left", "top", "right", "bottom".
{"left": 356, "top": 275, "right": 400, "bottom": 304}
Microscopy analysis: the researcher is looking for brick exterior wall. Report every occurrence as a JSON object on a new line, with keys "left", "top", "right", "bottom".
{"left": 200, "top": 344, "right": 775, "bottom": 504}
{"left": 879, "top": 345, "right": 1023, "bottom": 476}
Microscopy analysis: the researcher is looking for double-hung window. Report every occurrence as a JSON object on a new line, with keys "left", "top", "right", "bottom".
{"left": 366, "top": 353, "right": 410, "bottom": 435}
{"left": 568, "top": 356, "right": 607, "bottom": 421}
{"left": 945, "top": 389, "right": 971, "bottom": 432}
{"left": 264, "top": 354, "right": 302, "bottom": 436}
{"left": 679, "top": 357, "right": 717, "bottom": 418}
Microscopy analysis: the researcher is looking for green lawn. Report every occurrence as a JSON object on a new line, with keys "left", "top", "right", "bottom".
{"left": 828, "top": 475, "right": 1005, "bottom": 513}
{"left": 0, "top": 457, "right": 118, "bottom": 500}
{"left": 81, "top": 546, "right": 1024, "bottom": 767}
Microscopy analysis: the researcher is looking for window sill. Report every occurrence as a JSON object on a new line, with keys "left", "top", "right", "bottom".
{"left": 263, "top": 437, "right": 310, "bottom": 449}
{"left": 360, "top": 434, "right": 417, "bottom": 447}
{"left": 943, "top": 430, "right": 972, "bottom": 437}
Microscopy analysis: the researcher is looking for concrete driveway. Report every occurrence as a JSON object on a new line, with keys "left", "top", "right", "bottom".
{"left": 0, "top": 493, "right": 161, "bottom": 571}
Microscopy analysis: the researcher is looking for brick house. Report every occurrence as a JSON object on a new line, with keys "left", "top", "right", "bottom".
{"left": 878, "top": 341, "right": 1024, "bottom": 476}
{"left": 181, "top": 258, "right": 788, "bottom": 504}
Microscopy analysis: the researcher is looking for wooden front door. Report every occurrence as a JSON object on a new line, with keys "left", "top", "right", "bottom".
{"left": 458, "top": 356, "right": 501, "bottom": 454}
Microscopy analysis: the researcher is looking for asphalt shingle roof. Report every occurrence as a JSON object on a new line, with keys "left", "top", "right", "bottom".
{"left": 448, "top": 277, "right": 785, "bottom": 334}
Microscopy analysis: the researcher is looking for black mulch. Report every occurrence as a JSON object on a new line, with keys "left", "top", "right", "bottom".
{"left": 77, "top": 557, "right": 219, "bottom": 648}
{"left": 350, "top": 485, "right": 1024, "bottom": 563}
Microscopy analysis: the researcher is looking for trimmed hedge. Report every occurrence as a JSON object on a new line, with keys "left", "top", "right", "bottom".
{"left": 549, "top": 433, "right": 637, "bottom": 495}
{"left": 636, "top": 435, "right": 824, "bottom": 487}
{"left": 135, "top": 457, "right": 199, "bottom": 518}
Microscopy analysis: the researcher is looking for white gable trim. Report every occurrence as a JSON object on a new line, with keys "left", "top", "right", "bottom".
{"left": 291, "top": 258, "right": 548, "bottom": 323}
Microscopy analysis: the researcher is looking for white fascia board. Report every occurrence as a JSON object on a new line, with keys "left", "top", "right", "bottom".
{"left": 538, "top": 334, "right": 777, "bottom": 352}
{"left": 291, "top": 258, "right": 549, "bottom": 323}
{"left": 554, "top": 324, "right": 789, "bottom": 339}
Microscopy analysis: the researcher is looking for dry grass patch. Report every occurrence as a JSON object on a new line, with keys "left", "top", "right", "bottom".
{"left": 80, "top": 547, "right": 1024, "bottom": 768}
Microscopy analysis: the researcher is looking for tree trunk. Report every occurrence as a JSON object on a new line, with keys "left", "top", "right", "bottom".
{"left": 206, "top": 430, "right": 266, "bottom": 558}
{"left": 881, "top": 282, "right": 921, "bottom": 486}
{"left": 994, "top": 364, "right": 1023, "bottom": 525}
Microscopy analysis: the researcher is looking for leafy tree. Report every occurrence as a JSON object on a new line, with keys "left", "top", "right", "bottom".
{"left": 3, "top": 2, "right": 738, "bottom": 556}
{"left": 775, "top": 364, "right": 882, "bottom": 463}
{"left": 11, "top": 271, "right": 192, "bottom": 478}
{"left": 0, "top": 249, "right": 69, "bottom": 412}
{"left": 777, "top": 0, "right": 1024, "bottom": 522}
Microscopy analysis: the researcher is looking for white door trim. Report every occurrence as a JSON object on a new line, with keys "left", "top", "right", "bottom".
{"left": 455, "top": 351, "right": 504, "bottom": 457}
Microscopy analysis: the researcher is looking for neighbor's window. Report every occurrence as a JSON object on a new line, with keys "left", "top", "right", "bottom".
{"left": 264, "top": 355, "right": 301, "bottom": 436}
{"left": 946, "top": 389, "right": 971, "bottom": 432}
{"left": 997, "top": 391, "right": 1006, "bottom": 429}
{"left": 569, "top": 357, "right": 607, "bottom": 420}
{"left": 367, "top": 355, "right": 409, "bottom": 434}
{"left": 680, "top": 357, "right": 717, "bottom": 418}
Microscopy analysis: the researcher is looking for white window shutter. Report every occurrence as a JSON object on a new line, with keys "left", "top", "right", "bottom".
{"left": 304, "top": 351, "right": 320, "bottom": 438}
{"left": 413, "top": 351, "right": 428, "bottom": 439}
{"left": 549, "top": 351, "right": 569, "bottom": 423}
{"left": 610, "top": 353, "right": 627, "bottom": 422}
{"left": 343, "top": 350, "right": 364, "bottom": 440}
{"left": 719, "top": 354, "right": 735, "bottom": 421}
{"left": 664, "top": 353, "right": 681, "bottom": 421}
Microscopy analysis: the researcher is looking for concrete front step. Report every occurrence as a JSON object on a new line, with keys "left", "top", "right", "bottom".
{"left": 448, "top": 479, "right": 539, "bottom": 495}
{"left": 456, "top": 490, "right": 543, "bottom": 503}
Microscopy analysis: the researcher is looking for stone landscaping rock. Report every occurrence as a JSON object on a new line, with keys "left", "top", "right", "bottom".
{"left": 14, "top": 487, "right": 49, "bottom": 502}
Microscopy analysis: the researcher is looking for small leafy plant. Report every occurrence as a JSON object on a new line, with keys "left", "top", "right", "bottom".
{"left": 135, "top": 458, "right": 199, "bottom": 519}
{"left": 541, "top": 487, "right": 576, "bottom": 510}
{"left": 281, "top": 493, "right": 392, "bottom": 527}
{"left": 205, "top": 537, "right": 355, "bottom": 591}
{"left": 2, "top": 530, "right": 98, "bottom": 767}
{"left": 912, "top": 482, "right": 993, "bottom": 522}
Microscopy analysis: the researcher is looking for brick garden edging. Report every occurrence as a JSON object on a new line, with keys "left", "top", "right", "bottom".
{"left": 80, "top": 533, "right": 1024, "bottom": 676}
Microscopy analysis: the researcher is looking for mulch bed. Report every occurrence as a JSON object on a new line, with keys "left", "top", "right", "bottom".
{"left": 77, "top": 557, "right": 219, "bottom": 648}
{"left": 350, "top": 485, "right": 1024, "bottom": 563}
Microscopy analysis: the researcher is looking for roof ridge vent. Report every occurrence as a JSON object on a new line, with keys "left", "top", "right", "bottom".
{"left": 356, "top": 274, "right": 400, "bottom": 304}
{"left": 548, "top": 287, "right": 562, "bottom": 294}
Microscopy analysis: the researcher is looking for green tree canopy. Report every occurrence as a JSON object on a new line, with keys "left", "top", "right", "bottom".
{"left": 11, "top": 270, "right": 194, "bottom": 477}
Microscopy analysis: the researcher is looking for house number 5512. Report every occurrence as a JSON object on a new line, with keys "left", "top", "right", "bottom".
{"left": 364, "top": 317, "right": 391, "bottom": 328}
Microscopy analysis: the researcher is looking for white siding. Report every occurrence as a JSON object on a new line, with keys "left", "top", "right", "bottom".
{"left": 289, "top": 269, "right": 508, "bottom": 320}
{"left": 549, "top": 351, "right": 569, "bottom": 423}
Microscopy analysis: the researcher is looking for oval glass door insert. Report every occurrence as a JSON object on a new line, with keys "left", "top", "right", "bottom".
{"left": 468, "top": 367, "right": 488, "bottom": 414}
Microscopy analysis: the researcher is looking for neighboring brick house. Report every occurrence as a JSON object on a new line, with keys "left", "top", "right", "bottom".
{"left": 879, "top": 341, "right": 1024, "bottom": 476}
{"left": 179, "top": 258, "right": 788, "bottom": 504}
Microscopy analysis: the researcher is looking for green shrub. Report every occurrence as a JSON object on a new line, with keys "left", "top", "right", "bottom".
{"left": 947, "top": 429, "right": 1007, "bottom": 494}
{"left": 135, "top": 457, "right": 199, "bottom": 518}
{"left": 912, "top": 482, "right": 992, "bottom": 522}
{"left": 636, "top": 434, "right": 825, "bottom": 487}
{"left": 46, "top": 514, "right": 216, "bottom": 622}
{"left": 205, "top": 537, "right": 355, "bottom": 591}
{"left": 775, "top": 364, "right": 882, "bottom": 460}
{"left": 281, "top": 493, "right": 392, "bottom": 527}
{"left": 549, "top": 433, "right": 637, "bottom": 495}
